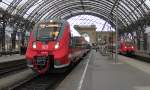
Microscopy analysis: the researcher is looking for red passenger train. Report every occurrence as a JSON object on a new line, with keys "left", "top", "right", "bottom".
{"left": 118, "top": 40, "right": 136, "bottom": 55}
{"left": 25, "top": 19, "right": 89, "bottom": 74}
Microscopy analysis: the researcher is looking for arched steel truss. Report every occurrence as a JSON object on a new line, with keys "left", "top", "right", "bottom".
{"left": 5, "top": 0, "right": 150, "bottom": 28}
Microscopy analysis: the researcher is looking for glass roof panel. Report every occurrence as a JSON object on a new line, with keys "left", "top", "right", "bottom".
{"left": 130, "top": 0, "right": 137, "bottom": 5}
{"left": 23, "top": 14, "right": 28, "bottom": 18}
{"left": 145, "top": 0, "right": 150, "bottom": 8}
{"left": 11, "top": 0, "right": 28, "bottom": 15}
{"left": 0, "top": 2, "right": 8, "bottom": 10}
{"left": 126, "top": 1, "right": 135, "bottom": 11}
{"left": 136, "top": 8, "right": 143, "bottom": 17}
{"left": 141, "top": 4, "right": 148, "bottom": 13}
{"left": 120, "top": 1, "right": 132, "bottom": 12}
{"left": 0, "top": 0, "right": 13, "bottom": 10}
{"left": 17, "top": 0, "right": 28, "bottom": 7}
{"left": 40, "top": 12, "right": 50, "bottom": 20}
{"left": 0, "top": 0, "right": 149, "bottom": 28}
{"left": 1, "top": 0, "right": 13, "bottom": 5}
{"left": 23, "top": 3, "right": 41, "bottom": 18}
{"left": 134, "top": 9, "right": 141, "bottom": 18}
{"left": 24, "top": 0, "right": 44, "bottom": 16}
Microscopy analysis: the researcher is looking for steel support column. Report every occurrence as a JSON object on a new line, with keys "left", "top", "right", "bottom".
{"left": 143, "top": 33, "right": 147, "bottom": 50}
{"left": 11, "top": 24, "right": 17, "bottom": 51}
{"left": 113, "top": 0, "right": 120, "bottom": 63}
{"left": 0, "top": 14, "right": 6, "bottom": 52}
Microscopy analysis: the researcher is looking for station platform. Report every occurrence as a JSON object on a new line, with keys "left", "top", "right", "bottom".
{"left": 0, "top": 54, "right": 25, "bottom": 63}
{"left": 56, "top": 50, "right": 150, "bottom": 90}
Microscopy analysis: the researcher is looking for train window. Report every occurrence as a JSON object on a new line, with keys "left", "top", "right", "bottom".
{"left": 69, "top": 34, "right": 72, "bottom": 46}
{"left": 69, "top": 37, "right": 74, "bottom": 48}
{"left": 125, "top": 42, "right": 133, "bottom": 46}
{"left": 35, "top": 23, "right": 62, "bottom": 41}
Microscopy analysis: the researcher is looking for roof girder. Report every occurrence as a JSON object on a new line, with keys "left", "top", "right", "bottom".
{"left": 27, "top": 0, "right": 113, "bottom": 20}
{"left": 42, "top": 6, "right": 127, "bottom": 27}
{"left": 29, "top": 0, "right": 134, "bottom": 26}
{"left": 5, "top": 0, "right": 150, "bottom": 29}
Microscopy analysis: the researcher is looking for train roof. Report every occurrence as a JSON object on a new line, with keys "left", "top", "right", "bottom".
{"left": 39, "top": 19, "right": 68, "bottom": 24}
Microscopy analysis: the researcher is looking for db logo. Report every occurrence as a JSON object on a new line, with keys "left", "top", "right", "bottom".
{"left": 42, "top": 45, "right": 48, "bottom": 49}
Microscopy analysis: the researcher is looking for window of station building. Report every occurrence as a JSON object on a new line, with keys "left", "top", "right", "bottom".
{"left": 68, "top": 15, "right": 114, "bottom": 33}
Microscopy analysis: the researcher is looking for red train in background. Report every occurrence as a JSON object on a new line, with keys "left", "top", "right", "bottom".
{"left": 118, "top": 40, "right": 136, "bottom": 55}
{"left": 25, "top": 19, "right": 89, "bottom": 74}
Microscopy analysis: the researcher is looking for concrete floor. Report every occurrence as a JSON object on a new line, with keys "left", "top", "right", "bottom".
{"left": 56, "top": 50, "right": 150, "bottom": 90}
{"left": 0, "top": 69, "right": 34, "bottom": 89}
{"left": 0, "top": 54, "right": 25, "bottom": 63}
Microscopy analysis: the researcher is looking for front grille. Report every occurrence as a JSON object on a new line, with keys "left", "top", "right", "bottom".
{"left": 36, "top": 56, "right": 47, "bottom": 65}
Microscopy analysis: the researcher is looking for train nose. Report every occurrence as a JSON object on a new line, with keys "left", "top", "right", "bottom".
{"left": 36, "top": 56, "right": 48, "bottom": 66}
{"left": 32, "top": 55, "right": 54, "bottom": 74}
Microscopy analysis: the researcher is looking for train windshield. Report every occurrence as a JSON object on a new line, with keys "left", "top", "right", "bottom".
{"left": 36, "top": 23, "right": 62, "bottom": 41}
{"left": 125, "top": 42, "right": 133, "bottom": 46}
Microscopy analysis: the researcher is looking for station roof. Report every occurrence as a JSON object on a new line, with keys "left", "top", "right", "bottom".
{"left": 0, "top": 0, "right": 150, "bottom": 28}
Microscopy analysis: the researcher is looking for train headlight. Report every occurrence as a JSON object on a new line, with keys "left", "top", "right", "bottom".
{"left": 55, "top": 42, "right": 59, "bottom": 49}
{"left": 125, "top": 46, "right": 127, "bottom": 48}
{"left": 131, "top": 46, "right": 134, "bottom": 48}
{"left": 32, "top": 42, "right": 36, "bottom": 49}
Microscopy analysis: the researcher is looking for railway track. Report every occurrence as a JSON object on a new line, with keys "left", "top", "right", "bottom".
{"left": 129, "top": 55, "right": 150, "bottom": 63}
{"left": 10, "top": 54, "right": 89, "bottom": 90}
{"left": 118, "top": 53, "right": 150, "bottom": 63}
{"left": 11, "top": 73, "right": 67, "bottom": 90}
{"left": 0, "top": 59, "right": 27, "bottom": 78}
{"left": 10, "top": 64, "right": 77, "bottom": 90}
{"left": 106, "top": 51, "right": 150, "bottom": 63}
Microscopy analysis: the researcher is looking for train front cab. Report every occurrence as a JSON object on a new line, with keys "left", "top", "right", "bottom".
{"left": 25, "top": 20, "right": 71, "bottom": 74}
{"left": 119, "top": 42, "right": 135, "bottom": 55}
